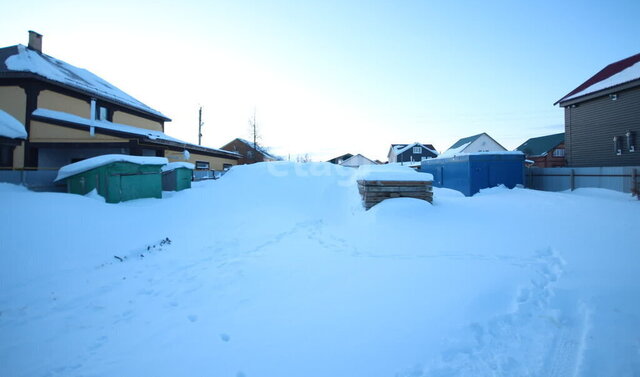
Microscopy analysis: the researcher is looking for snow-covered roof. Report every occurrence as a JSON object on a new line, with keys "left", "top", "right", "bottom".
{"left": 0, "top": 44, "right": 169, "bottom": 120}
{"left": 33, "top": 108, "right": 181, "bottom": 142}
{"left": 0, "top": 109, "right": 27, "bottom": 139}
{"left": 55, "top": 154, "right": 168, "bottom": 181}
{"left": 161, "top": 162, "right": 195, "bottom": 172}
{"left": 356, "top": 164, "right": 433, "bottom": 181}
{"left": 516, "top": 133, "right": 564, "bottom": 157}
{"left": 389, "top": 142, "right": 438, "bottom": 156}
{"left": 439, "top": 142, "right": 471, "bottom": 158}
{"left": 32, "top": 108, "right": 240, "bottom": 159}
{"left": 340, "top": 154, "right": 378, "bottom": 167}
{"left": 556, "top": 52, "right": 640, "bottom": 105}
{"left": 442, "top": 133, "right": 506, "bottom": 157}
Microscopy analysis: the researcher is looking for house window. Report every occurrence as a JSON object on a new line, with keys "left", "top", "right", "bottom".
{"left": 614, "top": 136, "right": 622, "bottom": 156}
{"left": 246, "top": 150, "right": 255, "bottom": 159}
{"left": 195, "top": 161, "right": 210, "bottom": 170}
{"left": 627, "top": 131, "right": 636, "bottom": 152}
{"left": 0, "top": 145, "right": 14, "bottom": 167}
{"left": 413, "top": 146, "right": 421, "bottom": 154}
{"left": 223, "top": 163, "right": 232, "bottom": 171}
{"left": 552, "top": 148, "right": 565, "bottom": 157}
{"left": 95, "top": 106, "right": 109, "bottom": 121}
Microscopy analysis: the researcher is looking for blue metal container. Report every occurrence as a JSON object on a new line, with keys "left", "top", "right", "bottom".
{"left": 420, "top": 153, "right": 524, "bottom": 196}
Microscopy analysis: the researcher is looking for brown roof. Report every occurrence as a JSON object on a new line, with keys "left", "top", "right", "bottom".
{"left": 555, "top": 52, "right": 640, "bottom": 105}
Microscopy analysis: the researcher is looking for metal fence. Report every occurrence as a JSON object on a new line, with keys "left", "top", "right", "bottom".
{"left": 525, "top": 166, "right": 639, "bottom": 194}
{"left": 192, "top": 170, "right": 226, "bottom": 181}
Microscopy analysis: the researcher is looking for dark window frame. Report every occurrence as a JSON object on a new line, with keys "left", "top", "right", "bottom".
{"left": 195, "top": 161, "right": 210, "bottom": 170}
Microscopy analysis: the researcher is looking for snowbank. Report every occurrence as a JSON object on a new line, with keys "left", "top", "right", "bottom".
{"left": 0, "top": 109, "right": 27, "bottom": 139}
{"left": 55, "top": 154, "right": 168, "bottom": 181}
{"left": 1, "top": 162, "right": 638, "bottom": 377}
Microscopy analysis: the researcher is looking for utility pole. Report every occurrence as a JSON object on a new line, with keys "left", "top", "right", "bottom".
{"left": 198, "top": 106, "right": 203, "bottom": 145}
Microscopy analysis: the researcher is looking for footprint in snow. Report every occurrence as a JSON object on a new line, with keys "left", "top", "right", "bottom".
{"left": 187, "top": 314, "right": 198, "bottom": 322}
{"left": 220, "top": 333, "right": 230, "bottom": 342}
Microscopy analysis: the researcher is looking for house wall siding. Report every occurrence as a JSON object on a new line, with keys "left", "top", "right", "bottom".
{"left": 187, "top": 152, "right": 238, "bottom": 171}
{"left": 112, "top": 111, "right": 163, "bottom": 132}
{"left": 29, "top": 121, "right": 126, "bottom": 143}
{"left": 38, "top": 90, "right": 89, "bottom": 119}
{"left": 396, "top": 148, "right": 437, "bottom": 163}
{"left": 0, "top": 85, "right": 27, "bottom": 168}
{"left": 564, "top": 85, "right": 640, "bottom": 167}
{"left": 0, "top": 85, "right": 26, "bottom": 123}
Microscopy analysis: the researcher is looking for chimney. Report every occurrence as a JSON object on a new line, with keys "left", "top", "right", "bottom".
{"left": 28, "top": 30, "right": 43, "bottom": 53}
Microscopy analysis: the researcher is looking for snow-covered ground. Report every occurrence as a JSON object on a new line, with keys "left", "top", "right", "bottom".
{"left": 1, "top": 162, "right": 638, "bottom": 377}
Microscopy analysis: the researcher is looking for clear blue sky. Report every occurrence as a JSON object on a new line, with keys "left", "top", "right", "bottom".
{"left": 2, "top": 0, "right": 639, "bottom": 161}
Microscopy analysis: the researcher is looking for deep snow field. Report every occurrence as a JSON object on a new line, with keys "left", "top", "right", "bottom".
{"left": 0, "top": 162, "right": 638, "bottom": 377}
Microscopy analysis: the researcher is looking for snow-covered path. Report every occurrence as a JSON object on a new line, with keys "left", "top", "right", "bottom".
{"left": 1, "top": 163, "right": 638, "bottom": 376}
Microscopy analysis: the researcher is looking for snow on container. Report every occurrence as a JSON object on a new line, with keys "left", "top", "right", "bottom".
{"left": 55, "top": 154, "right": 168, "bottom": 203}
{"left": 161, "top": 162, "right": 194, "bottom": 192}
{"left": 420, "top": 152, "right": 524, "bottom": 196}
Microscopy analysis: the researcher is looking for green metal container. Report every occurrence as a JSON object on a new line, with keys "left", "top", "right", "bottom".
{"left": 162, "top": 167, "right": 192, "bottom": 191}
{"left": 65, "top": 161, "right": 163, "bottom": 203}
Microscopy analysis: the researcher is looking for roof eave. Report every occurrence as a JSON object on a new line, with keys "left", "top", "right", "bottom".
{"left": 555, "top": 78, "right": 640, "bottom": 107}
{"left": 142, "top": 138, "right": 241, "bottom": 159}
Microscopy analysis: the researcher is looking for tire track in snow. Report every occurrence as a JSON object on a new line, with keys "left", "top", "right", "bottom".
{"left": 402, "top": 247, "right": 590, "bottom": 377}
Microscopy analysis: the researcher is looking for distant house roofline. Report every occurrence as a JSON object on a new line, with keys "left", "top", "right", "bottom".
{"left": 445, "top": 133, "right": 507, "bottom": 154}
{"left": 516, "top": 132, "right": 564, "bottom": 157}
{"left": 388, "top": 142, "right": 438, "bottom": 158}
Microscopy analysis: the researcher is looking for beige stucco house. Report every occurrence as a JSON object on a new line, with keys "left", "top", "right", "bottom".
{"left": 0, "top": 31, "right": 239, "bottom": 183}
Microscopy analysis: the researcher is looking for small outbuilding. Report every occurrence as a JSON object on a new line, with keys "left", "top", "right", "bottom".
{"left": 55, "top": 154, "right": 168, "bottom": 203}
{"left": 161, "top": 162, "right": 194, "bottom": 192}
{"left": 420, "top": 152, "right": 524, "bottom": 196}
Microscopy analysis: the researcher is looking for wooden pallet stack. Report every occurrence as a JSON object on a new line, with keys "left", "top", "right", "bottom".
{"left": 357, "top": 179, "right": 433, "bottom": 210}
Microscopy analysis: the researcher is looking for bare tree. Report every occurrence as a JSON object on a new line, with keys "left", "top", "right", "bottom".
{"left": 296, "top": 153, "right": 312, "bottom": 163}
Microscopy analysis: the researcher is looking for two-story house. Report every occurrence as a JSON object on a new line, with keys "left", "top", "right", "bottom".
{"left": 554, "top": 52, "right": 639, "bottom": 167}
{"left": 0, "top": 31, "right": 239, "bottom": 182}
{"left": 387, "top": 142, "right": 438, "bottom": 164}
